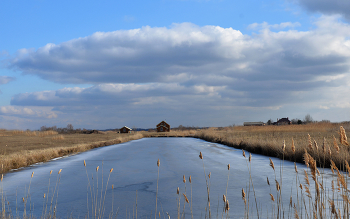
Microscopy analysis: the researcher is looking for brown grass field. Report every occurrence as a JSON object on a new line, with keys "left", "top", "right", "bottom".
{"left": 144, "top": 122, "right": 350, "bottom": 171}
{"left": 0, "top": 129, "right": 143, "bottom": 174}
{"left": 194, "top": 123, "right": 350, "bottom": 168}
{"left": 1, "top": 122, "right": 349, "bottom": 174}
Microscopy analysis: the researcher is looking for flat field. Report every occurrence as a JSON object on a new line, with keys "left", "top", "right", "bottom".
{"left": 146, "top": 122, "right": 350, "bottom": 170}
{"left": 0, "top": 129, "right": 142, "bottom": 174}
{"left": 1, "top": 122, "right": 349, "bottom": 174}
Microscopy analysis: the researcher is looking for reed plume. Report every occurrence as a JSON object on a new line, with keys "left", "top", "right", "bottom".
{"left": 308, "top": 134, "right": 312, "bottom": 150}
{"left": 183, "top": 194, "right": 189, "bottom": 203}
{"left": 333, "top": 136, "right": 340, "bottom": 153}
{"left": 269, "top": 158, "right": 275, "bottom": 171}
{"left": 275, "top": 180, "right": 280, "bottom": 191}
{"left": 225, "top": 200, "right": 229, "bottom": 212}
{"left": 291, "top": 138, "right": 295, "bottom": 153}
{"left": 294, "top": 203, "right": 299, "bottom": 219}
{"left": 339, "top": 126, "right": 349, "bottom": 146}
{"left": 313, "top": 140, "right": 318, "bottom": 150}
{"left": 242, "top": 189, "right": 246, "bottom": 204}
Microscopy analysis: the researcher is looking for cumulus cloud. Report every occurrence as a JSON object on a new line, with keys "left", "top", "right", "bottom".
{"left": 5, "top": 18, "right": 350, "bottom": 128}
{"left": 7, "top": 19, "right": 350, "bottom": 91}
{"left": 294, "top": 0, "right": 350, "bottom": 20}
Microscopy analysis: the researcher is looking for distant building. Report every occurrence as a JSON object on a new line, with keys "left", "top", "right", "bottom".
{"left": 119, "top": 126, "right": 132, "bottom": 133}
{"left": 157, "top": 121, "right": 170, "bottom": 132}
{"left": 273, "top": 118, "right": 291, "bottom": 125}
{"left": 243, "top": 122, "right": 265, "bottom": 126}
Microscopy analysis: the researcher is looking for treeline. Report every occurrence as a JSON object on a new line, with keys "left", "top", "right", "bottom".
{"left": 40, "top": 124, "right": 100, "bottom": 134}
{"left": 267, "top": 114, "right": 331, "bottom": 125}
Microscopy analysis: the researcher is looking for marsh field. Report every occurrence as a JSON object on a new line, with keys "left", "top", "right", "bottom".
{"left": 1, "top": 122, "right": 350, "bottom": 174}
{"left": 1, "top": 123, "right": 350, "bottom": 219}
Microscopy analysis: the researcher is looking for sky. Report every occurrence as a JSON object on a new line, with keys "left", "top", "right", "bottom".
{"left": 1, "top": 0, "right": 350, "bottom": 130}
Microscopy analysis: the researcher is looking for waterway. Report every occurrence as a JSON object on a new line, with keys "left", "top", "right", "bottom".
{"left": 1, "top": 137, "right": 337, "bottom": 218}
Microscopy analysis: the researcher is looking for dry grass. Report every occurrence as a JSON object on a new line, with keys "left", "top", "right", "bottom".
{"left": 0, "top": 130, "right": 143, "bottom": 174}
{"left": 144, "top": 122, "right": 350, "bottom": 171}
{"left": 1, "top": 122, "right": 349, "bottom": 175}
{"left": 190, "top": 123, "right": 350, "bottom": 170}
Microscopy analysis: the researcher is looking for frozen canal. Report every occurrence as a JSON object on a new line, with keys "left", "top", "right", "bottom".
{"left": 1, "top": 137, "right": 336, "bottom": 218}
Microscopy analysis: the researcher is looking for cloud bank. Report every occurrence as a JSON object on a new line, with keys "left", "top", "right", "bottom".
{"left": 4, "top": 17, "right": 350, "bottom": 129}
{"left": 295, "top": 0, "right": 350, "bottom": 20}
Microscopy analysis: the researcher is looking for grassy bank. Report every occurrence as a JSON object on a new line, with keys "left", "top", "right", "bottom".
{"left": 144, "top": 123, "right": 350, "bottom": 171}
{"left": 0, "top": 129, "right": 143, "bottom": 174}
{"left": 1, "top": 122, "right": 349, "bottom": 174}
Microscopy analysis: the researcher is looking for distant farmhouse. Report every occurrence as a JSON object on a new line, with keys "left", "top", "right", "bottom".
{"left": 243, "top": 122, "right": 265, "bottom": 126}
{"left": 157, "top": 121, "right": 170, "bottom": 132}
{"left": 273, "top": 118, "right": 291, "bottom": 125}
{"left": 119, "top": 126, "right": 132, "bottom": 133}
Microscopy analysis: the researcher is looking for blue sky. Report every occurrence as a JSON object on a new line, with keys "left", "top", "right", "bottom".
{"left": 1, "top": 0, "right": 350, "bottom": 130}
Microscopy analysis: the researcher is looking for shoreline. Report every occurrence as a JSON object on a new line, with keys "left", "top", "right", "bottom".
{"left": 1, "top": 123, "right": 349, "bottom": 174}
{"left": 0, "top": 132, "right": 143, "bottom": 174}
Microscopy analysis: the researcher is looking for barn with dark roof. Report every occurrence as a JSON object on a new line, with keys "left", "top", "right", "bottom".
{"left": 156, "top": 121, "right": 170, "bottom": 132}
{"left": 119, "top": 126, "right": 132, "bottom": 133}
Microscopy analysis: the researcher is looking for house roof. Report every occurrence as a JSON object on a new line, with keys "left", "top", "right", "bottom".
{"left": 120, "top": 126, "right": 132, "bottom": 130}
{"left": 157, "top": 121, "right": 169, "bottom": 127}
{"left": 277, "top": 118, "right": 290, "bottom": 122}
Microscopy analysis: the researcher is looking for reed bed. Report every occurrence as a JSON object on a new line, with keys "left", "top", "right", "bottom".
{"left": 0, "top": 131, "right": 143, "bottom": 174}
{"left": 142, "top": 122, "right": 350, "bottom": 171}
{"left": 193, "top": 123, "right": 350, "bottom": 171}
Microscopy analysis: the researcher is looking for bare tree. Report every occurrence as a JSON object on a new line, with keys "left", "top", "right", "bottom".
{"left": 67, "top": 124, "right": 74, "bottom": 132}
{"left": 303, "top": 114, "right": 313, "bottom": 124}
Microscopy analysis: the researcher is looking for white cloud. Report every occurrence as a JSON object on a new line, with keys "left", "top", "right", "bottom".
{"left": 8, "top": 20, "right": 350, "bottom": 89}
{"left": 4, "top": 18, "right": 350, "bottom": 128}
